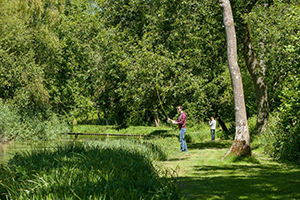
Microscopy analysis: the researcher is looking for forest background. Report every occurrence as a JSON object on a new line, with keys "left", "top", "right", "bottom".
{"left": 0, "top": 0, "right": 299, "bottom": 163}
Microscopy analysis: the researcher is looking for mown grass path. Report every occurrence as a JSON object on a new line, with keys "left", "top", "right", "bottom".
{"left": 159, "top": 140, "right": 300, "bottom": 200}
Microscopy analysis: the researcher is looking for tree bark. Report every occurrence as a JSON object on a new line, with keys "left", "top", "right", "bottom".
{"left": 219, "top": 0, "right": 251, "bottom": 157}
{"left": 154, "top": 111, "right": 160, "bottom": 127}
{"left": 95, "top": 102, "right": 102, "bottom": 125}
{"left": 242, "top": 24, "right": 269, "bottom": 135}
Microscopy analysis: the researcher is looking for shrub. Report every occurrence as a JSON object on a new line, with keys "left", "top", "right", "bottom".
{"left": 0, "top": 100, "right": 21, "bottom": 143}
{"left": 0, "top": 100, "right": 70, "bottom": 142}
{"left": 263, "top": 76, "right": 300, "bottom": 164}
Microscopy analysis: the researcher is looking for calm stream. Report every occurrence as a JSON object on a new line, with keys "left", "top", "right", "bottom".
{"left": 0, "top": 135, "right": 131, "bottom": 164}
{"left": 0, "top": 140, "right": 71, "bottom": 164}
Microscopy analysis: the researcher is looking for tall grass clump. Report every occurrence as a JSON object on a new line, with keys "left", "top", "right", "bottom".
{"left": 0, "top": 141, "right": 182, "bottom": 200}
{"left": 94, "top": 139, "right": 169, "bottom": 161}
{"left": 184, "top": 122, "right": 209, "bottom": 143}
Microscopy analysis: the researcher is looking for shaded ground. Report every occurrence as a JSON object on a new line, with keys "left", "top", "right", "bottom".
{"left": 160, "top": 140, "right": 300, "bottom": 200}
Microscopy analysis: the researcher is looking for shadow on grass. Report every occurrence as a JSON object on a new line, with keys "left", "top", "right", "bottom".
{"left": 167, "top": 157, "right": 191, "bottom": 162}
{"left": 176, "top": 164, "right": 300, "bottom": 200}
{"left": 188, "top": 140, "right": 232, "bottom": 150}
{"left": 231, "top": 154, "right": 261, "bottom": 164}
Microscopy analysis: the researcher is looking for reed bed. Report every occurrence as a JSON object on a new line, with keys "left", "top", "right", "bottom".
{"left": 0, "top": 139, "right": 183, "bottom": 200}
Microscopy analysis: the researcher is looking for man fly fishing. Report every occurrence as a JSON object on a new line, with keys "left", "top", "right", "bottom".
{"left": 168, "top": 105, "right": 188, "bottom": 152}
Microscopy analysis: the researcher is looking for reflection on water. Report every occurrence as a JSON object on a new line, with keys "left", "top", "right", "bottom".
{"left": 0, "top": 140, "right": 70, "bottom": 164}
{"left": 0, "top": 135, "right": 126, "bottom": 164}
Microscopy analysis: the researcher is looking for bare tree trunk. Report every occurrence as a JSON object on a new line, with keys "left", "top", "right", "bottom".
{"left": 95, "top": 102, "right": 102, "bottom": 125}
{"left": 243, "top": 24, "right": 269, "bottom": 135}
{"left": 219, "top": 0, "right": 251, "bottom": 157}
{"left": 154, "top": 110, "right": 160, "bottom": 127}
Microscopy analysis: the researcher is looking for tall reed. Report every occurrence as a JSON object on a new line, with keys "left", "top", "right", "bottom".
{"left": 0, "top": 140, "right": 182, "bottom": 200}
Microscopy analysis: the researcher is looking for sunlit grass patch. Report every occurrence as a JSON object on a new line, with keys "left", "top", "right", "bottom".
{"left": 159, "top": 141, "right": 300, "bottom": 200}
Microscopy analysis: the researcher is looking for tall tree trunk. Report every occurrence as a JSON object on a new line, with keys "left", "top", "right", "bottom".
{"left": 95, "top": 102, "right": 102, "bottom": 125}
{"left": 219, "top": 0, "right": 251, "bottom": 157}
{"left": 243, "top": 24, "right": 269, "bottom": 135}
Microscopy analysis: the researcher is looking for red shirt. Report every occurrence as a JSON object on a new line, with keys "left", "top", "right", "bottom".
{"left": 176, "top": 112, "right": 186, "bottom": 130}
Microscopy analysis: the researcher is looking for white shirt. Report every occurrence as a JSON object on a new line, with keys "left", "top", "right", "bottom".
{"left": 209, "top": 119, "right": 216, "bottom": 130}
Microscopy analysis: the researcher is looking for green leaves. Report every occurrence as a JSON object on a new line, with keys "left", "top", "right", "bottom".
{"left": 1, "top": 0, "right": 298, "bottom": 133}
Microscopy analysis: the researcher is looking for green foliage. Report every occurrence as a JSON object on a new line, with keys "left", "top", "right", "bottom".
{"left": 245, "top": 1, "right": 300, "bottom": 111}
{"left": 0, "top": 100, "right": 70, "bottom": 142}
{"left": 0, "top": 0, "right": 232, "bottom": 127}
{"left": 247, "top": 115, "right": 259, "bottom": 139}
{"left": 90, "top": 0, "right": 231, "bottom": 126}
{"left": 17, "top": 112, "right": 70, "bottom": 141}
{"left": 0, "top": 141, "right": 182, "bottom": 199}
{"left": 0, "top": 100, "right": 21, "bottom": 143}
{"left": 270, "top": 76, "right": 300, "bottom": 164}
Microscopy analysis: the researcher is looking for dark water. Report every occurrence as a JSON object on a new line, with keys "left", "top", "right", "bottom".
{"left": 0, "top": 140, "right": 70, "bottom": 164}
{"left": 0, "top": 135, "right": 123, "bottom": 164}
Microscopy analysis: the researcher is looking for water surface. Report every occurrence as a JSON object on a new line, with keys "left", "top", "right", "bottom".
{"left": 0, "top": 135, "right": 134, "bottom": 164}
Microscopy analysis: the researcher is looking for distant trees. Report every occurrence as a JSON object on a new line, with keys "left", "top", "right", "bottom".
{"left": 0, "top": 0, "right": 230, "bottom": 126}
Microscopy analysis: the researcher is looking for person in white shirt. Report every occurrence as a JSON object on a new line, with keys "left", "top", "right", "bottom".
{"left": 209, "top": 116, "right": 216, "bottom": 140}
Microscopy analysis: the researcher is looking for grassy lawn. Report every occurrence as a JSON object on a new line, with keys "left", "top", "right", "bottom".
{"left": 1, "top": 125, "right": 299, "bottom": 199}
{"left": 159, "top": 139, "right": 300, "bottom": 200}
{"left": 72, "top": 125, "right": 300, "bottom": 199}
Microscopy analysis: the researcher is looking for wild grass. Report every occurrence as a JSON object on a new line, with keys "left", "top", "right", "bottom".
{"left": 0, "top": 139, "right": 182, "bottom": 200}
{"left": 1, "top": 125, "right": 299, "bottom": 200}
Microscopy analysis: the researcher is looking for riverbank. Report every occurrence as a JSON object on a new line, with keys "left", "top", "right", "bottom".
{"left": 1, "top": 125, "right": 299, "bottom": 199}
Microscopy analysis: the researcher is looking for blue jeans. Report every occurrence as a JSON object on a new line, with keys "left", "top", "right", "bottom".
{"left": 211, "top": 129, "right": 215, "bottom": 140}
{"left": 180, "top": 128, "right": 188, "bottom": 151}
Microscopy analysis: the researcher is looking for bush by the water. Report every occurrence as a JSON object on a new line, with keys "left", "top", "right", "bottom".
{"left": 0, "top": 100, "right": 20, "bottom": 143}
{"left": 0, "top": 140, "right": 182, "bottom": 200}
{"left": 0, "top": 100, "right": 70, "bottom": 142}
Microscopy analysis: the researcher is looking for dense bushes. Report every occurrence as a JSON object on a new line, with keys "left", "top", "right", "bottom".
{"left": 272, "top": 77, "right": 300, "bottom": 163}
{"left": 0, "top": 100, "right": 21, "bottom": 143}
{"left": 0, "top": 100, "right": 70, "bottom": 142}
{"left": 262, "top": 76, "right": 300, "bottom": 164}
